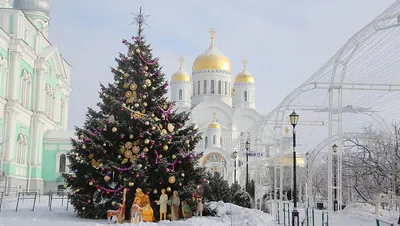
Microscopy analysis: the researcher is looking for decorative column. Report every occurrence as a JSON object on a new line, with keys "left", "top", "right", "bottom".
{"left": 37, "top": 124, "right": 44, "bottom": 166}
{"left": 29, "top": 120, "right": 40, "bottom": 165}
{"left": 7, "top": 52, "right": 22, "bottom": 100}
{"left": 3, "top": 109, "right": 17, "bottom": 161}
{"left": 62, "top": 95, "right": 69, "bottom": 129}
{"left": 34, "top": 68, "right": 45, "bottom": 111}
{"left": 54, "top": 85, "right": 61, "bottom": 123}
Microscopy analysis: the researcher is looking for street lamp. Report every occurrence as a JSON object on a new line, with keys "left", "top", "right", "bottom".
{"left": 245, "top": 139, "right": 250, "bottom": 192}
{"left": 233, "top": 150, "right": 238, "bottom": 183}
{"left": 289, "top": 110, "right": 299, "bottom": 226}
{"left": 332, "top": 143, "right": 338, "bottom": 212}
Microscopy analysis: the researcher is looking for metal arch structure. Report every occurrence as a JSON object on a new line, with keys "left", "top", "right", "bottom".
{"left": 229, "top": 2, "right": 400, "bottom": 213}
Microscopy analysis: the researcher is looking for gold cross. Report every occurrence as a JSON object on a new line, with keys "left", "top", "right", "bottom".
{"left": 212, "top": 112, "right": 217, "bottom": 122}
{"left": 209, "top": 28, "right": 216, "bottom": 46}
{"left": 242, "top": 59, "right": 248, "bottom": 70}
{"left": 178, "top": 56, "right": 185, "bottom": 69}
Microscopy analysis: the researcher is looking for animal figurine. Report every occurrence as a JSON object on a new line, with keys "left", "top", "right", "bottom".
{"left": 107, "top": 202, "right": 124, "bottom": 224}
{"left": 130, "top": 203, "right": 143, "bottom": 223}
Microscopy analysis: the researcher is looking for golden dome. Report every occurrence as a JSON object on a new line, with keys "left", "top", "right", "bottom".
{"left": 208, "top": 112, "right": 221, "bottom": 129}
{"left": 193, "top": 28, "right": 232, "bottom": 72}
{"left": 171, "top": 57, "right": 191, "bottom": 82}
{"left": 272, "top": 154, "right": 305, "bottom": 167}
{"left": 234, "top": 59, "right": 255, "bottom": 84}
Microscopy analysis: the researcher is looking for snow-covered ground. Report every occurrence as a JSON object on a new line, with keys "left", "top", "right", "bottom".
{"left": 0, "top": 195, "right": 398, "bottom": 226}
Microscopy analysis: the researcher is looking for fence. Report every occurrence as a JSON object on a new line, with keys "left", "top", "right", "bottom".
{"left": 304, "top": 207, "right": 315, "bottom": 226}
{"left": 322, "top": 211, "right": 329, "bottom": 226}
{"left": 48, "top": 190, "right": 70, "bottom": 211}
{"left": 375, "top": 218, "right": 395, "bottom": 226}
{"left": 283, "top": 202, "right": 291, "bottom": 226}
{"left": 0, "top": 191, "right": 3, "bottom": 211}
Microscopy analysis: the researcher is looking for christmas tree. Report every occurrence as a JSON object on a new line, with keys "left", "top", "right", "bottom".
{"left": 64, "top": 8, "right": 207, "bottom": 219}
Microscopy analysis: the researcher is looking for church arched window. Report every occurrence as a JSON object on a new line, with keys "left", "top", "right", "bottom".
{"left": 197, "top": 81, "right": 200, "bottom": 95}
{"left": 224, "top": 81, "right": 227, "bottom": 95}
{"left": 203, "top": 80, "right": 207, "bottom": 94}
{"left": 59, "top": 154, "right": 66, "bottom": 173}
{"left": 205, "top": 137, "right": 208, "bottom": 148}
{"left": 244, "top": 91, "right": 248, "bottom": 101}
{"left": 179, "top": 89, "right": 183, "bottom": 100}
{"left": 213, "top": 135, "right": 216, "bottom": 144}
{"left": 218, "top": 81, "right": 222, "bottom": 94}
{"left": 211, "top": 80, "right": 215, "bottom": 94}
{"left": 21, "top": 70, "right": 31, "bottom": 108}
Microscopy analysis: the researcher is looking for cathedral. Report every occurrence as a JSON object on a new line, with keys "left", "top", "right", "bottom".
{"left": 170, "top": 29, "right": 264, "bottom": 183}
{"left": 0, "top": 0, "right": 73, "bottom": 193}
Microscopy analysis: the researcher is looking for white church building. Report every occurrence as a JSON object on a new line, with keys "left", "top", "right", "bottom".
{"left": 170, "top": 29, "right": 264, "bottom": 183}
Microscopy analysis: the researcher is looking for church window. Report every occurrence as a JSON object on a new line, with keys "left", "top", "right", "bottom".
{"left": 179, "top": 89, "right": 183, "bottom": 100}
{"left": 205, "top": 137, "right": 208, "bottom": 148}
{"left": 224, "top": 81, "right": 227, "bottom": 95}
{"left": 203, "top": 80, "right": 207, "bottom": 94}
{"left": 244, "top": 91, "right": 248, "bottom": 101}
{"left": 218, "top": 81, "right": 222, "bottom": 94}
{"left": 213, "top": 135, "right": 216, "bottom": 144}
{"left": 20, "top": 70, "right": 31, "bottom": 108}
{"left": 197, "top": 81, "right": 200, "bottom": 94}
{"left": 16, "top": 134, "right": 27, "bottom": 164}
{"left": 59, "top": 154, "right": 66, "bottom": 173}
{"left": 211, "top": 80, "right": 215, "bottom": 94}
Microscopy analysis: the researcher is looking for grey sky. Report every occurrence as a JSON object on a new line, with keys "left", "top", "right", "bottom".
{"left": 46, "top": 0, "right": 394, "bottom": 129}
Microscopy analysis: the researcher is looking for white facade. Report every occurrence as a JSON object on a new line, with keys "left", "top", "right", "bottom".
{"left": 170, "top": 30, "right": 263, "bottom": 183}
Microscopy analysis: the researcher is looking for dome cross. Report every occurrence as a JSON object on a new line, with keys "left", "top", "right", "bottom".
{"left": 178, "top": 56, "right": 185, "bottom": 69}
{"left": 242, "top": 59, "right": 248, "bottom": 70}
{"left": 212, "top": 112, "right": 217, "bottom": 122}
{"left": 209, "top": 28, "right": 216, "bottom": 46}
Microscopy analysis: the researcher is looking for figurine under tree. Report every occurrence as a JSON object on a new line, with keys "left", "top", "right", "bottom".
{"left": 63, "top": 7, "right": 207, "bottom": 220}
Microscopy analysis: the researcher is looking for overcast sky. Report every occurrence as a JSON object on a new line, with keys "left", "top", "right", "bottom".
{"left": 46, "top": 0, "right": 394, "bottom": 129}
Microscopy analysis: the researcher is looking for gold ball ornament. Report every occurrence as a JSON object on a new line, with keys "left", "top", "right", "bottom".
{"left": 153, "top": 189, "right": 158, "bottom": 194}
{"left": 142, "top": 95, "right": 147, "bottom": 99}
{"left": 166, "top": 187, "right": 172, "bottom": 192}
{"left": 142, "top": 84, "right": 147, "bottom": 88}
{"left": 168, "top": 176, "right": 176, "bottom": 184}
{"left": 129, "top": 182, "right": 134, "bottom": 186}
{"left": 135, "top": 49, "right": 140, "bottom": 53}
{"left": 144, "top": 139, "right": 150, "bottom": 144}
{"left": 172, "top": 155, "right": 176, "bottom": 159}
{"left": 112, "top": 127, "right": 118, "bottom": 133}
{"left": 143, "top": 102, "right": 148, "bottom": 107}
{"left": 121, "top": 103, "right": 126, "bottom": 108}
{"left": 143, "top": 147, "right": 149, "bottom": 152}
{"left": 144, "top": 66, "right": 148, "bottom": 71}
{"left": 124, "top": 73, "right": 129, "bottom": 78}
{"left": 129, "top": 134, "right": 134, "bottom": 139}
{"left": 104, "top": 175, "right": 111, "bottom": 182}
{"left": 163, "top": 145, "right": 169, "bottom": 151}
{"left": 64, "top": 184, "right": 68, "bottom": 188}
{"left": 134, "top": 103, "right": 139, "bottom": 108}
{"left": 145, "top": 79, "right": 152, "bottom": 87}
{"left": 89, "top": 181, "right": 94, "bottom": 186}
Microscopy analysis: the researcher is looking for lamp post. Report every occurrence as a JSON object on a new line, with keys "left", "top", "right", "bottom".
{"left": 233, "top": 150, "right": 238, "bottom": 183}
{"left": 245, "top": 140, "right": 250, "bottom": 192}
{"left": 332, "top": 143, "right": 338, "bottom": 212}
{"left": 289, "top": 110, "right": 299, "bottom": 226}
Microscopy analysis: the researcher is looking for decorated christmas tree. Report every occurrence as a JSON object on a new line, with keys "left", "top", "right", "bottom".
{"left": 64, "top": 8, "right": 207, "bottom": 219}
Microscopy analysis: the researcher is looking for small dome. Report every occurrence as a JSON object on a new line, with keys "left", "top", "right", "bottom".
{"left": 234, "top": 59, "right": 255, "bottom": 84}
{"left": 193, "top": 28, "right": 232, "bottom": 72}
{"left": 14, "top": 0, "right": 51, "bottom": 16}
{"left": 208, "top": 112, "right": 221, "bottom": 129}
{"left": 171, "top": 57, "right": 191, "bottom": 82}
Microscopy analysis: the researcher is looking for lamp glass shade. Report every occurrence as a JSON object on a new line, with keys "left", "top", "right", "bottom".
{"left": 289, "top": 110, "right": 299, "bottom": 126}
{"left": 245, "top": 141, "right": 249, "bottom": 150}
{"left": 233, "top": 151, "right": 238, "bottom": 158}
{"left": 332, "top": 143, "right": 338, "bottom": 153}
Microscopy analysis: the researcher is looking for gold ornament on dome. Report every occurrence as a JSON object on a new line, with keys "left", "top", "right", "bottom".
{"left": 167, "top": 123, "right": 174, "bottom": 132}
{"left": 166, "top": 187, "right": 172, "bottom": 192}
{"left": 171, "top": 57, "right": 191, "bottom": 82}
{"left": 234, "top": 59, "right": 255, "bottom": 84}
{"left": 130, "top": 83, "right": 138, "bottom": 91}
{"left": 168, "top": 176, "right": 176, "bottom": 184}
{"left": 125, "top": 142, "right": 133, "bottom": 149}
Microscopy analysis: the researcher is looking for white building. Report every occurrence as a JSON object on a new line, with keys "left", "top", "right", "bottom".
{"left": 170, "top": 29, "right": 264, "bottom": 183}
{"left": 0, "top": 0, "right": 73, "bottom": 193}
